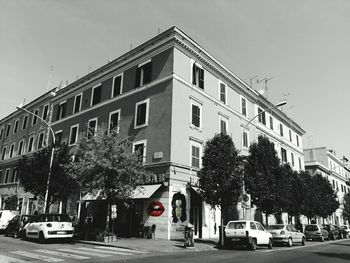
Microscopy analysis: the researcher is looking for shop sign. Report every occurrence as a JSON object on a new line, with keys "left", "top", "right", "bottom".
{"left": 145, "top": 173, "right": 166, "bottom": 184}
{"left": 148, "top": 201, "right": 165, "bottom": 217}
{"left": 111, "top": 204, "right": 117, "bottom": 219}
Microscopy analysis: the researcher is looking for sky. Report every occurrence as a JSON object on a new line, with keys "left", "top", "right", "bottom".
{"left": 1, "top": 0, "right": 349, "bottom": 159}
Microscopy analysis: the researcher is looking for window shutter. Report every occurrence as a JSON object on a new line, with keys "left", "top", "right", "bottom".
{"left": 136, "top": 67, "right": 141, "bottom": 87}
{"left": 192, "top": 64, "right": 197, "bottom": 85}
{"left": 143, "top": 61, "right": 152, "bottom": 85}
{"left": 199, "top": 68, "right": 204, "bottom": 89}
{"left": 137, "top": 103, "right": 146, "bottom": 126}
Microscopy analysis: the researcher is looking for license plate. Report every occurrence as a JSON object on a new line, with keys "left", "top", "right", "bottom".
{"left": 57, "top": 231, "right": 66, "bottom": 234}
{"left": 231, "top": 238, "right": 240, "bottom": 241}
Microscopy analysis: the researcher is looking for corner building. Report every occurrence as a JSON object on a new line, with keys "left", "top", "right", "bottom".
{"left": 0, "top": 27, "right": 305, "bottom": 239}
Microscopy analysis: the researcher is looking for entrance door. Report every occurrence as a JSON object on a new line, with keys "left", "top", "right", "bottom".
{"left": 190, "top": 188, "right": 202, "bottom": 238}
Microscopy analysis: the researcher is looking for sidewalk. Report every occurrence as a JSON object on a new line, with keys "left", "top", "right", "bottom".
{"left": 77, "top": 237, "right": 219, "bottom": 253}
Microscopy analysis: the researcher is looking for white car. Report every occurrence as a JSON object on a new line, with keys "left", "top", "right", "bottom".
{"left": 0, "top": 210, "right": 18, "bottom": 231}
{"left": 25, "top": 213, "right": 74, "bottom": 243}
{"left": 225, "top": 220, "right": 273, "bottom": 250}
{"left": 267, "top": 224, "right": 306, "bottom": 246}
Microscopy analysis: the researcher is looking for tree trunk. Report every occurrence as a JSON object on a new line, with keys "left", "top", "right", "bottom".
{"left": 265, "top": 213, "right": 269, "bottom": 227}
{"left": 220, "top": 207, "right": 224, "bottom": 247}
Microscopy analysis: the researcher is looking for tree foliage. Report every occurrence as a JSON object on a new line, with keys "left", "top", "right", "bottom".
{"left": 343, "top": 192, "right": 350, "bottom": 222}
{"left": 63, "top": 128, "right": 148, "bottom": 202}
{"left": 17, "top": 144, "right": 78, "bottom": 211}
{"left": 244, "top": 135, "right": 281, "bottom": 224}
{"left": 198, "top": 133, "right": 243, "bottom": 209}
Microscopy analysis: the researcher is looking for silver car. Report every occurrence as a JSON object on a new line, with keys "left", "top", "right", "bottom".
{"left": 267, "top": 224, "right": 305, "bottom": 247}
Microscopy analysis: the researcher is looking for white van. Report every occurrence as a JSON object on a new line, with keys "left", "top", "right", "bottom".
{"left": 0, "top": 210, "right": 18, "bottom": 231}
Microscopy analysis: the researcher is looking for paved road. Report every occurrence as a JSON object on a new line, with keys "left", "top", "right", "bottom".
{"left": 1, "top": 235, "right": 350, "bottom": 263}
{"left": 0, "top": 236, "right": 150, "bottom": 263}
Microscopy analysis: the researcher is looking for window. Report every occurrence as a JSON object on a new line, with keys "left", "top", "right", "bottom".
{"left": 37, "top": 132, "right": 45, "bottom": 149}
{"left": 0, "top": 170, "right": 2, "bottom": 184}
{"left": 258, "top": 108, "right": 266, "bottom": 125}
{"left": 13, "top": 120, "right": 19, "bottom": 134}
{"left": 332, "top": 180, "right": 335, "bottom": 189}
{"left": 9, "top": 144, "right": 15, "bottom": 158}
{"left": 112, "top": 74, "right": 123, "bottom": 97}
{"left": 4, "top": 169, "right": 10, "bottom": 184}
{"left": 109, "top": 109, "right": 121, "bottom": 134}
{"left": 55, "top": 130, "right": 62, "bottom": 146}
{"left": 22, "top": 115, "right": 28, "bottom": 130}
{"left": 191, "top": 144, "right": 201, "bottom": 169}
{"left": 32, "top": 109, "right": 39, "bottom": 125}
{"left": 28, "top": 136, "right": 34, "bottom": 152}
{"left": 279, "top": 123, "right": 284, "bottom": 136}
{"left": 256, "top": 223, "right": 265, "bottom": 231}
{"left": 296, "top": 135, "right": 299, "bottom": 147}
{"left": 42, "top": 104, "right": 49, "bottom": 120}
{"left": 242, "top": 131, "right": 249, "bottom": 148}
{"left": 2, "top": 146, "right": 7, "bottom": 160}
{"left": 250, "top": 222, "right": 257, "bottom": 230}
{"left": 219, "top": 82, "right": 226, "bottom": 104}
{"left": 87, "top": 118, "right": 98, "bottom": 138}
{"left": 133, "top": 140, "right": 147, "bottom": 163}
{"left": 5, "top": 124, "right": 11, "bottom": 137}
{"left": 0, "top": 127, "right": 3, "bottom": 139}
{"left": 11, "top": 169, "right": 17, "bottom": 183}
{"left": 18, "top": 140, "right": 24, "bottom": 155}
{"left": 56, "top": 101, "right": 66, "bottom": 120}
{"left": 241, "top": 97, "right": 247, "bottom": 117}
{"left": 191, "top": 101, "right": 202, "bottom": 129}
{"left": 192, "top": 63, "right": 204, "bottom": 89}
{"left": 269, "top": 116, "right": 274, "bottom": 130}
{"left": 219, "top": 116, "right": 228, "bottom": 135}
{"left": 281, "top": 147, "right": 287, "bottom": 163}
{"left": 291, "top": 152, "right": 295, "bottom": 167}
{"left": 69, "top": 124, "right": 79, "bottom": 145}
{"left": 136, "top": 60, "right": 152, "bottom": 87}
{"left": 73, "top": 93, "right": 82, "bottom": 114}
{"left": 134, "top": 99, "right": 149, "bottom": 129}
{"left": 289, "top": 129, "right": 292, "bottom": 142}
{"left": 91, "top": 85, "right": 102, "bottom": 106}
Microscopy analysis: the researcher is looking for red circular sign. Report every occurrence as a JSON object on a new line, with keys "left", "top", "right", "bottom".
{"left": 148, "top": 201, "right": 165, "bottom": 217}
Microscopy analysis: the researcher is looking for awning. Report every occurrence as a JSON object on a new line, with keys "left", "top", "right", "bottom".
{"left": 131, "top": 184, "right": 162, "bottom": 199}
{"left": 81, "top": 189, "right": 104, "bottom": 201}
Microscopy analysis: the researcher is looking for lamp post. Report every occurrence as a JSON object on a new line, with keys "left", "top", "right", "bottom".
{"left": 16, "top": 106, "right": 56, "bottom": 213}
{"left": 243, "top": 100, "right": 287, "bottom": 129}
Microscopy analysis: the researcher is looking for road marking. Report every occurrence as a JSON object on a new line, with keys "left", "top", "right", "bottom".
{"left": 75, "top": 247, "right": 133, "bottom": 255}
{"left": 35, "top": 249, "right": 90, "bottom": 259}
{"left": 261, "top": 239, "right": 347, "bottom": 253}
{"left": 94, "top": 246, "right": 149, "bottom": 254}
{"left": 0, "top": 255, "right": 27, "bottom": 263}
{"left": 11, "top": 251, "right": 63, "bottom": 262}
{"left": 57, "top": 248, "right": 110, "bottom": 257}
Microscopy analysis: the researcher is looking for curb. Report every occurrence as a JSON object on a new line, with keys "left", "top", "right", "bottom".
{"left": 75, "top": 240, "right": 136, "bottom": 251}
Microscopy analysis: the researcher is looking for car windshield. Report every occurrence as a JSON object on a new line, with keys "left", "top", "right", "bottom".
{"left": 305, "top": 225, "right": 318, "bottom": 231}
{"left": 268, "top": 225, "right": 284, "bottom": 230}
{"left": 40, "top": 214, "right": 71, "bottom": 222}
{"left": 227, "top": 222, "right": 246, "bottom": 229}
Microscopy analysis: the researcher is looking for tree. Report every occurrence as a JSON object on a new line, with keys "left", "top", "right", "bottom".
{"left": 4, "top": 195, "right": 18, "bottom": 210}
{"left": 274, "top": 164, "right": 293, "bottom": 223}
{"left": 17, "top": 144, "right": 78, "bottom": 213}
{"left": 198, "top": 133, "right": 244, "bottom": 246}
{"left": 63, "top": 128, "right": 149, "bottom": 232}
{"left": 244, "top": 135, "right": 281, "bottom": 226}
{"left": 343, "top": 192, "right": 350, "bottom": 223}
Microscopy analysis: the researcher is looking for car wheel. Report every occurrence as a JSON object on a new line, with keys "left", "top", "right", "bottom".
{"left": 4, "top": 231, "right": 8, "bottom": 237}
{"left": 287, "top": 238, "right": 292, "bottom": 247}
{"left": 301, "top": 237, "right": 306, "bottom": 246}
{"left": 14, "top": 232, "right": 18, "bottom": 239}
{"left": 340, "top": 233, "right": 343, "bottom": 239}
{"left": 250, "top": 239, "right": 257, "bottom": 251}
{"left": 38, "top": 232, "right": 46, "bottom": 244}
{"left": 332, "top": 234, "right": 336, "bottom": 240}
{"left": 320, "top": 236, "right": 324, "bottom": 242}
{"left": 268, "top": 238, "right": 273, "bottom": 249}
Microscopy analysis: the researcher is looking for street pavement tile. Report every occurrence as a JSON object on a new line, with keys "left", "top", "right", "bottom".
{"left": 35, "top": 249, "right": 90, "bottom": 259}
{"left": 11, "top": 251, "right": 63, "bottom": 262}
{"left": 0, "top": 255, "right": 27, "bottom": 263}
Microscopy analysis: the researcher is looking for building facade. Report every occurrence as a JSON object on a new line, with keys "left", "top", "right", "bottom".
{"left": 0, "top": 26, "right": 305, "bottom": 239}
{"left": 304, "top": 147, "right": 350, "bottom": 225}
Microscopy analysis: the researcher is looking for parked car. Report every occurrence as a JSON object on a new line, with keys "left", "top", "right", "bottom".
{"left": 334, "top": 225, "right": 347, "bottom": 239}
{"left": 267, "top": 224, "right": 306, "bottom": 246}
{"left": 322, "top": 224, "right": 339, "bottom": 240}
{"left": 340, "top": 225, "right": 350, "bottom": 238}
{"left": 224, "top": 220, "right": 273, "bottom": 250}
{"left": 5, "top": 214, "right": 36, "bottom": 238}
{"left": 24, "top": 213, "right": 74, "bottom": 243}
{"left": 304, "top": 224, "right": 329, "bottom": 241}
{"left": 0, "top": 210, "right": 18, "bottom": 232}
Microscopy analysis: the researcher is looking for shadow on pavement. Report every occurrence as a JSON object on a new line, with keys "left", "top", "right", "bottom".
{"left": 329, "top": 242, "right": 350, "bottom": 247}
{"left": 313, "top": 252, "right": 350, "bottom": 261}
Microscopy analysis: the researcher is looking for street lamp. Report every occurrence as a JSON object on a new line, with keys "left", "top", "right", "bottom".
{"left": 16, "top": 106, "right": 56, "bottom": 213}
{"left": 243, "top": 100, "right": 287, "bottom": 129}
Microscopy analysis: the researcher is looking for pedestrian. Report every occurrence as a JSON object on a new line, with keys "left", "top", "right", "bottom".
{"left": 85, "top": 213, "right": 94, "bottom": 240}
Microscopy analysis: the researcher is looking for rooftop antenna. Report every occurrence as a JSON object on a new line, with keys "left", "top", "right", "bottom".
{"left": 130, "top": 44, "right": 133, "bottom": 51}
{"left": 158, "top": 28, "right": 161, "bottom": 35}
{"left": 88, "top": 66, "right": 92, "bottom": 73}
{"left": 307, "top": 135, "right": 314, "bottom": 148}
{"left": 46, "top": 65, "right": 54, "bottom": 92}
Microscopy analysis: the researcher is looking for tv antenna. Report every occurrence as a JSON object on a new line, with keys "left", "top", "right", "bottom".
{"left": 249, "top": 75, "right": 258, "bottom": 88}
{"left": 46, "top": 65, "right": 54, "bottom": 92}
